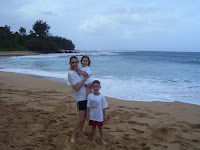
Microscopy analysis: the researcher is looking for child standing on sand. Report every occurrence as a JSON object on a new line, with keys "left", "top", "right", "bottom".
{"left": 87, "top": 80, "right": 108, "bottom": 144}
{"left": 77, "top": 55, "right": 94, "bottom": 95}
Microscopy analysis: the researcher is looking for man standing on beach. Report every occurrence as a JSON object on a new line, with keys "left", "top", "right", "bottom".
{"left": 68, "top": 56, "right": 89, "bottom": 143}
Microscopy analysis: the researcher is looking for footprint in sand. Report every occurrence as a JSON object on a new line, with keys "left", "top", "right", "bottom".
{"left": 22, "top": 144, "right": 39, "bottom": 149}
{"left": 131, "top": 128, "right": 144, "bottom": 133}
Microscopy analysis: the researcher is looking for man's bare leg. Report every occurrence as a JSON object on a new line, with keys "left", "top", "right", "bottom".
{"left": 78, "top": 112, "right": 88, "bottom": 139}
{"left": 70, "top": 110, "right": 86, "bottom": 143}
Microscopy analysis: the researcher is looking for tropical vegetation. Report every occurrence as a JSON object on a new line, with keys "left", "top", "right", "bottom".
{"left": 0, "top": 20, "right": 75, "bottom": 53}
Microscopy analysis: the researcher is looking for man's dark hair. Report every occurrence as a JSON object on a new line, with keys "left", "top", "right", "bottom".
{"left": 69, "top": 56, "right": 78, "bottom": 63}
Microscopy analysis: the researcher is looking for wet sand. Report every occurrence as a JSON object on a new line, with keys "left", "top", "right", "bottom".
{"left": 0, "top": 71, "right": 200, "bottom": 150}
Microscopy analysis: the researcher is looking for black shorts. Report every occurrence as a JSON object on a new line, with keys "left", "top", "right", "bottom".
{"left": 77, "top": 100, "right": 87, "bottom": 110}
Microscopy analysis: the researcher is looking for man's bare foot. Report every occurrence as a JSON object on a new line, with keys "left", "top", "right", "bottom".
{"left": 70, "top": 137, "right": 75, "bottom": 143}
{"left": 91, "top": 139, "right": 96, "bottom": 144}
{"left": 78, "top": 134, "right": 88, "bottom": 139}
{"left": 101, "top": 139, "right": 107, "bottom": 144}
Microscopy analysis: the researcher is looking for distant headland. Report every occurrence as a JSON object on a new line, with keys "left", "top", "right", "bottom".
{"left": 0, "top": 20, "right": 76, "bottom": 54}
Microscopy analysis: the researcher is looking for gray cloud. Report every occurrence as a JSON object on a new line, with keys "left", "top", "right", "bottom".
{"left": 1, "top": 0, "right": 200, "bottom": 51}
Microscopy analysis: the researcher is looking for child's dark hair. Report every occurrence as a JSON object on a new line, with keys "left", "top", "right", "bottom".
{"left": 92, "top": 80, "right": 101, "bottom": 86}
{"left": 81, "top": 55, "right": 91, "bottom": 66}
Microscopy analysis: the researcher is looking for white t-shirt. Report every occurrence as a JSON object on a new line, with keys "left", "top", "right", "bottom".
{"left": 87, "top": 93, "right": 108, "bottom": 122}
{"left": 78, "top": 66, "right": 94, "bottom": 84}
{"left": 68, "top": 70, "right": 87, "bottom": 102}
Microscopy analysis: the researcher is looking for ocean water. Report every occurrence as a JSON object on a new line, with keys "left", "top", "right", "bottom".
{"left": 0, "top": 50, "right": 200, "bottom": 105}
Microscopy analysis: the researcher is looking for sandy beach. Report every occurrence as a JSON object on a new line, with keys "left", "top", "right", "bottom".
{"left": 0, "top": 51, "right": 41, "bottom": 56}
{"left": 0, "top": 71, "right": 200, "bottom": 150}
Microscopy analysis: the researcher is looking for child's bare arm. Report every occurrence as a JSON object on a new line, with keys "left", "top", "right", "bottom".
{"left": 77, "top": 70, "right": 88, "bottom": 76}
{"left": 103, "top": 109, "right": 107, "bottom": 121}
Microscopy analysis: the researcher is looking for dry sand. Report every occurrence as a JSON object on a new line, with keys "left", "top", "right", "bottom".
{"left": 0, "top": 51, "right": 40, "bottom": 56}
{"left": 0, "top": 71, "right": 200, "bottom": 150}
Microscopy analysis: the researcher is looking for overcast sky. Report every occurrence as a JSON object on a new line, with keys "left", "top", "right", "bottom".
{"left": 1, "top": 0, "right": 200, "bottom": 52}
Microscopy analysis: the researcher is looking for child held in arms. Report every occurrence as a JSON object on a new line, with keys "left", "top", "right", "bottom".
{"left": 77, "top": 55, "right": 94, "bottom": 95}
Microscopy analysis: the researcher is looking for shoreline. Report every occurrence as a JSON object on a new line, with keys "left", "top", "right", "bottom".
{"left": 1, "top": 70, "right": 200, "bottom": 106}
{"left": 0, "top": 50, "right": 81, "bottom": 56}
{"left": 1, "top": 51, "right": 199, "bottom": 106}
{"left": 0, "top": 51, "right": 41, "bottom": 56}
{"left": 0, "top": 71, "right": 200, "bottom": 149}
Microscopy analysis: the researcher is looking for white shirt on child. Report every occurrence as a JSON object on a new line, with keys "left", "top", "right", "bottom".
{"left": 78, "top": 66, "right": 94, "bottom": 84}
{"left": 87, "top": 93, "right": 108, "bottom": 122}
{"left": 68, "top": 70, "right": 87, "bottom": 102}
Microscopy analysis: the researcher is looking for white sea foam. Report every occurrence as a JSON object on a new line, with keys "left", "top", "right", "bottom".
{"left": 0, "top": 68, "right": 68, "bottom": 81}
{"left": 95, "top": 76, "right": 172, "bottom": 101}
{"left": 95, "top": 75, "right": 200, "bottom": 105}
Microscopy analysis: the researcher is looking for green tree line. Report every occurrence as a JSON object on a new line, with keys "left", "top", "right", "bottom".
{"left": 0, "top": 20, "right": 75, "bottom": 53}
